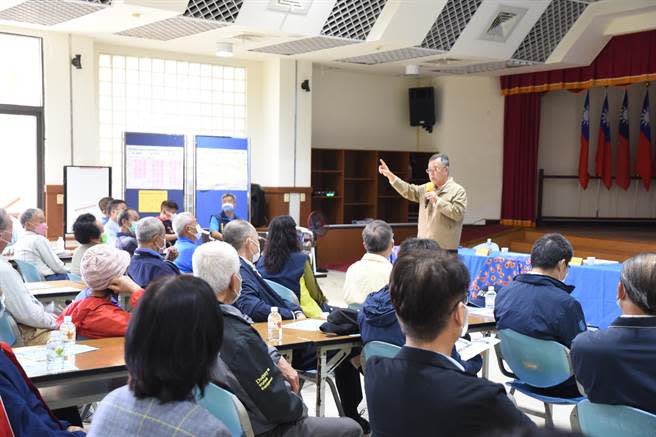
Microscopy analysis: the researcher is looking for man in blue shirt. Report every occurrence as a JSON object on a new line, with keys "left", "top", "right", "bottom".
{"left": 571, "top": 253, "right": 656, "bottom": 415}
{"left": 173, "top": 212, "right": 202, "bottom": 274}
{"left": 128, "top": 217, "right": 180, "bottom": 288}
{"left": 104, "top": 199, "right": 126, "bottom": 247}
{"left": 365, "top": 249, "right": 533, "bottom": 436}
{"left": 209, "top": 193, "right": 238, "bottom": 240}
{"left": 495, "top": 233, "right": 586, "bottom": 398}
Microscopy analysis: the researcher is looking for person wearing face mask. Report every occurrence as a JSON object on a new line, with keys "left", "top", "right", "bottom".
{"left": 495, "top": 233, "right": 586, "bottom": 398}
{"left": 192, "top": 241, "right": 363, "bottom": 437}
{"left": 13, "top": 208, "right": 69, "bottom": 281}
{"left": 158, "top": 200, "right": 178, "bottom": 244}
{"left": 172, "top": 212, "right": 203, "bottom": 274}
{"left": 365, "top": 250, "right": 533, "bottom": 436}
{"left": 115, "top": 208, "right": 140, "bottom": 256}
{"left": 209, "top": 193, "right": 239, "bottom": 240}
{"left": 127, "top": 217, "right": 180, "bottom": 289}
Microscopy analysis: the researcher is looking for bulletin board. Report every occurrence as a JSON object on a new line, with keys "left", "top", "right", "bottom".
{"left": 194, "top": 135, "right": 249, "bottom": 228}
{"left": 64, "top": 166, "right": 111, "bottom": 234}
{"left": 123, "top": 132, "right": 185, "bottom": 217}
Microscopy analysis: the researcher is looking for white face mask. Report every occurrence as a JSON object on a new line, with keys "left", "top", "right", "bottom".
{"left": 250, "top": 238, "right": 261, "bottom": 263}
{"left": 460, "top": 304, "right": 469, "bottom": 338}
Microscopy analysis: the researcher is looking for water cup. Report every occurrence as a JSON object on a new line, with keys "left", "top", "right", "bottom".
{"left": 501, "top": 247, "right": 509, "bottom": 253}
{"left": 586, "top": 256, "right": 596, "bottom": 265}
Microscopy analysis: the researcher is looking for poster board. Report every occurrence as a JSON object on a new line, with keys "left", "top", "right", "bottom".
{"left": 194, "top": 136, "right": 249, "bottom": 228}
{"left": 124, "top": 132, "right": 185, "bottom": 217}
{"left": 64, "top": 166, "right": 111, "bottom": 234}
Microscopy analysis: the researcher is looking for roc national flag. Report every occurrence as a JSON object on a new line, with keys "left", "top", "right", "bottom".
{"left": 578, "top": 90, "right": 590, "bottom": 189}
{"left": 636, "top": 91, "right": 653, "bottom": 190}
{"left": 616, "top": 90, "right": 631, "bottom": 190}
{"left": 595, "top": 91, "right": 612, "bottom": 189}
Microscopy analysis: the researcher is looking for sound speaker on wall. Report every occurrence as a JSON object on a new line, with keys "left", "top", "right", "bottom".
{"left": 250, "top": 183, "right": 266, "bottom": 227}
{"left": 409, "top": 87, "right": 435, "bottom": 133}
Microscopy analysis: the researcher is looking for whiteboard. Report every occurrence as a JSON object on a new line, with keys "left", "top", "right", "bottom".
{"left": 196, "top": 147, "right": 248, "bottom": 191}
{"left": 64, "top": 166, "right": 111, "bottom": 234}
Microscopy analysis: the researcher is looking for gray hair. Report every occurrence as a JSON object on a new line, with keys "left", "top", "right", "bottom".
{"left": 172, "top": 212, "right": 195, "bottom": 237}
{"left": 429, "top": 153, "right": 449, "bottom": 167}
{"left": 223, "top": 219, "right": 255, "bottom": 251}
{"left": 135, "top": 217, "right": 165, "bottom": 243}
{"left": 0, "top": 208, "right": 9, "bottom": 232}
{"left": 193, "top": 241, "right": 240, "bottom": 293}
{"left": 363, "top": 220, "right": 393, "bottom": 253}
{"left": 621, "top": 253, "right": 656, "bottom": 315}
{"left": 20, "top": 208, "right": 42, "bottom": 227}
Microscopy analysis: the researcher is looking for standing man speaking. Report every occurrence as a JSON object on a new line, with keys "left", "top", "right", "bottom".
{"left": 378, "top": 154, "right": 467, "bottom": 252}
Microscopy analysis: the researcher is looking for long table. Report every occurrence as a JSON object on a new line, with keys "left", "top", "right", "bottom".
{"left": 26, "top": 280, "right": 85, "bottom": 303}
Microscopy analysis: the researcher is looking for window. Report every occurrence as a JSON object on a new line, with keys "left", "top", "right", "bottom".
{"left": 0, "top": 33, "right": 42, "bottom": 107}
{"left": 98, "top": 54, "right": 247, "bottom": 195}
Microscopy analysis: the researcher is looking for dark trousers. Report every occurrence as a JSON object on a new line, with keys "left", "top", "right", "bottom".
{"left": 45, "top": 273, "right": 69, "bottom": 281}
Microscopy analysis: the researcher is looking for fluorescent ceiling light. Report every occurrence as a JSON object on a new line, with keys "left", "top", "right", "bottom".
{"left": 216, "top": 42, "right": 234, "bottom": 57}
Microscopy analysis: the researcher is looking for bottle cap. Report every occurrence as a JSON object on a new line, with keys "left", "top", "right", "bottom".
{"left": 487, "top": 286, "right": 495, "bottom": 292}
{"left": 64, "top": 315, "right": 72, "bottom": 323}
{"left": 271, "top": 307, "right": 278, "bottom": 312}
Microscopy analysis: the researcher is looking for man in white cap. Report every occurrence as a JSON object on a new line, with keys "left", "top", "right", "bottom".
{"left": 56, "top": 245, "right": 144, "bottom": 338}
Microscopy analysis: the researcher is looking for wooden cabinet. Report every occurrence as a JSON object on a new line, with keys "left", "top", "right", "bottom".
{"left": 311, "top": 148, "right": 433, "bottom": 224}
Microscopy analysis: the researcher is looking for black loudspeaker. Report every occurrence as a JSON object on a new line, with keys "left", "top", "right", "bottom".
{"left": 409, "top": 87, "right": 435, "bottom": 133}
{"left": 250, "top": 183, "right": 266, "bottom": 227}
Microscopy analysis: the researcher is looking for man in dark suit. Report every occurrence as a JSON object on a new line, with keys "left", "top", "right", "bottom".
{"left": 365, "top": 249, "right": 533, "bottom": 437}
{"left": 494, "top": 233, "right": 586, "bottom": 398}
{"left": 571, "top": 253, "right": 656, "bottom": 415}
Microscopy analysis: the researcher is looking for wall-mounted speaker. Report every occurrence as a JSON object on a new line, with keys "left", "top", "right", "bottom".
{"left": 409, "top": 87, "right": 435, "bottom": 133}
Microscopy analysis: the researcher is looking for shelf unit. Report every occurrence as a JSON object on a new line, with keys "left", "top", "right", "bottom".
{"left": 311, "top": 148, "right": 434, "bottom": 224}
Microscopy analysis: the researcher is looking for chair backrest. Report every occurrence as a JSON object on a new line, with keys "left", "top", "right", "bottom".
{"left": 14, "top": 260, "right": 44, "bottom": 282}
{"left": 264, "top": 279, "right": 300, "bottom": 306}
{"left": 577, "top": 399, "right": 656, "bottom": 437}
{"left": 0, "top": 310, "right": 17, "bottom": 346}
{"left": 497, "top": 329, "right": 574, "bottom": 388}
{"left": 361, "top": 341, "right": 401, "bottom": 373}
{"left": 68, "top": 273, "right": 82, "bottom": 281}
{"left": 197, "top": 383, "right": 254, "bottom": 437}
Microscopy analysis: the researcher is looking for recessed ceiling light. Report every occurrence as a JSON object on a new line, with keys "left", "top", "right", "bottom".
{"left": 216, "top": 42, "right": 234, "bottom": 57}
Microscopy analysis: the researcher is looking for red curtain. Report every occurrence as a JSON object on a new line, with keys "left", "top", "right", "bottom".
{"left": 500, "top": 29, "right": 656, "bottom": 96}
{"left": 501, "top": 93, "right": 542, "bottom": 227}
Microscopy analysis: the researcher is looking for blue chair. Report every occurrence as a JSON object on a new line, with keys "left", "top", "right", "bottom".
{"left": 13, "top": 260, "right": 43, "bottom": 282}
{"left": 577, "top": 399, "right": 656, "bottom": 437}
{"left": 361, "top": 341, "right": 401, "bottom": 373}
{"left": 196, "top": 383, "right": 254, "bottom": 437}
{"left": 0, "top": 310, "right": 17, "bottom": 346}
{"left": 496, "top": 329, "right": 585, "bottom": 426}
{"left": 264, "top": 279, "right": 300, "bottom": 306}
{"left": 347, "top": 303, "right": 362, "bottom": 311}
{"left": 68, "top": 273, "right": 82, "bottom": 281}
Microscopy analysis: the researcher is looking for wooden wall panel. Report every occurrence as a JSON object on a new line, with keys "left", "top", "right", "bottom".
{"left": 262, "top": 187, "right": 313, "bottom": 227}
{"left": 44, "top": 184, "right": 64, "bottom": 240}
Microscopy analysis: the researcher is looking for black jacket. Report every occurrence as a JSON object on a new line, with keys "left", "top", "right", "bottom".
{"left": 365, "top": 346, "right": 533, "bottom": 437}
{"left": 571, "top": 316, "right": 656, "bottom": 415}
{"left": 211, "top": 303, "right": 305, "bottom": 435}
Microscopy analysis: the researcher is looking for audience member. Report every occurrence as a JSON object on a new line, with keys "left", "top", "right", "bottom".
{"left": 223, "top": 220, "right": 304, "bottom": 321}
{"left": 365, "top": 249, "right": 533, "bottom": 436}
{"left": 0, "top": 208, "right": 57, "bottom": 346}
{"left": 358, "top": 238, "right": 482, "bottom": 375}
{"left": 88, "top": 276, "right": 230, "bottom": 437}
{"left": 158, "top": 200, "right": 178, "bottom": 243}
{"left": 127, "top": 217, "right": 180, "bottom": 288}
{"left": 173, "top": 212, "right": 201, "bottom": 273}
{"left": 343, "top": 220, "right": 394, "bottom": 305}
{"left": 115, "top": 208, "right": 139, "bottom": 256}
{"left": 98, "top": 196, "right": 113, "bottom": 225}
{"left": 13, "top": 208, "right": 68, "bottom": 281}
{"left": 257, "top": 215, "right": 328, "bottom": 314}
{"left": 495, "top": 233, "right": 585, "bottom": 398}
{"left": 71, "top": 213, "right": 104, "bottom": 277}
{"left": 57, "top": 245, "right": 144, "bottom": 338}
{"left": 192, "top": 242, "right": 362, "bottom": 437}
{"left": 209, "top": 193, "right": 238, "bottom": 240}
{"left": 104, "top": 199, "right": 127, "bottom": 246}
{"left": 571, "top": 253, "right": 656, "bottom": 414}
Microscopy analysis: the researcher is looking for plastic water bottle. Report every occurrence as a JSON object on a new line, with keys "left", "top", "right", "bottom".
{"left": 46, "top": 331, "right": 65, "bottom": 372}
{"left": 59, "top": 316, "right": 76, "bottom": 356}
{"left": 485, "top": 286, "right": 497, "bottom": 311}
{"left": 56, "top": 237, "right": 65, "bottom": 253}
{"left": 486, "top": 238, "right": 493, "bottom": 252}
{"left": 267, "top": 307, "right": 283, "bottom": 342}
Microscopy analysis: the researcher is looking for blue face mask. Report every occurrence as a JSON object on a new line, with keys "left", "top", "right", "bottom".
{"left": 222, "top": 203, "right": 235, "bottom": 213}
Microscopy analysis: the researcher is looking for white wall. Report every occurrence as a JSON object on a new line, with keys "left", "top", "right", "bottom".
{"left": 539, "top": 85, "right": 656, "bottom": 218}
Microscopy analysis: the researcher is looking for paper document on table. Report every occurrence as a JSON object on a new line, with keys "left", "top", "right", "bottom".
{"left": 14, "top": 344, "right": 98, "bottom": 362}
{"left": 20, "top": 360, "right": 78, "bottom": 378}
{"left": 33, "top": 287, "right": 80, "bottom": 295}
{"left": 283, "top": 319, "right": 325, "bottom": 331}
{"left": 26, "top": 282, "right": 52, "bottom": 290}
{"left": 467, "top": 307, "right": 494, "bottom": 318}
{"left": 456, "top": 337, "right": 500, "bottom": 361}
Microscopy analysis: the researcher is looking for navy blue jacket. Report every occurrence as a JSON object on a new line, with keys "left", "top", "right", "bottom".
{"left": 365, "top": 346, "right": 533, "bottom": 437}
{"left": 257, "top": 252, "right": 307, "bottom": 298}
{"left": 359, "top": 285, "right": 483, "bottom": 375}
{"left": 571, "top": 316, "right": 656, "bottom": 414}
{"left": 127, "top": 248, "right": 180, "bottom": 289}
{"left": 234, "top": 258, "right": 302, "bottom": 322}
{"left": 0, "top": 349, "right": 85, "bottom": 436}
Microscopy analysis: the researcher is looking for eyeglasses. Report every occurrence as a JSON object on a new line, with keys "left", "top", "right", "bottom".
{"left": 425, "top": 166, "right": 446, "bottom": 175}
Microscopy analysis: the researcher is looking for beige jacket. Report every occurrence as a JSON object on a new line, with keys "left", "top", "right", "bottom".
{"left": 342, "top": 253, "right": 393, "bottom": 305}
{"left": 391, "top": 176, "right": 467, "bottom": 250}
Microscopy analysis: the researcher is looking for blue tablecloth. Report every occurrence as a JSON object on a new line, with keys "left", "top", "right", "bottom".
{"left": 459, "top": 248, "right": 622, "bottom": 329}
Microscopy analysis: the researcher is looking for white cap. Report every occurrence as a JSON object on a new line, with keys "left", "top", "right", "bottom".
{"left": 64, "top": 315, "right": 72, "bottom": 323}
{"left": 487, "top": 238, "right": 492, "bottom": 243}
{"left": 487, "top": 286, "right": 495, "bottom": 292}
{"left": 271, "top": 307, "right": 278, "bottom": 312}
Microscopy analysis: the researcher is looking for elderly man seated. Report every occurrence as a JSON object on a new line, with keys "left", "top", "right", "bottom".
{"left": 192, "top": 242, "right": 362, "bottom": 437}
{"left": 173, "top": 212, "right": 202, "bottom": 274}
{"left": 343, "top": 220, "right": 394, "bottom": 306}
{"left": 0, "top": 208, "right": 57, "bottom": 346}
{"left": 13, "top": 208, "right": 69, "bottom": 281}
{"left": 127, "top": 217, "right": 179, "bottom": 289}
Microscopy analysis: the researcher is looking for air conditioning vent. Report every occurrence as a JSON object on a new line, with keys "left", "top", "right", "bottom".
{"left": 268, "top": 0, "right": 312, "bottom": 14}
{"left": 479, "top": 6, "right": 527, "bottom": 43}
